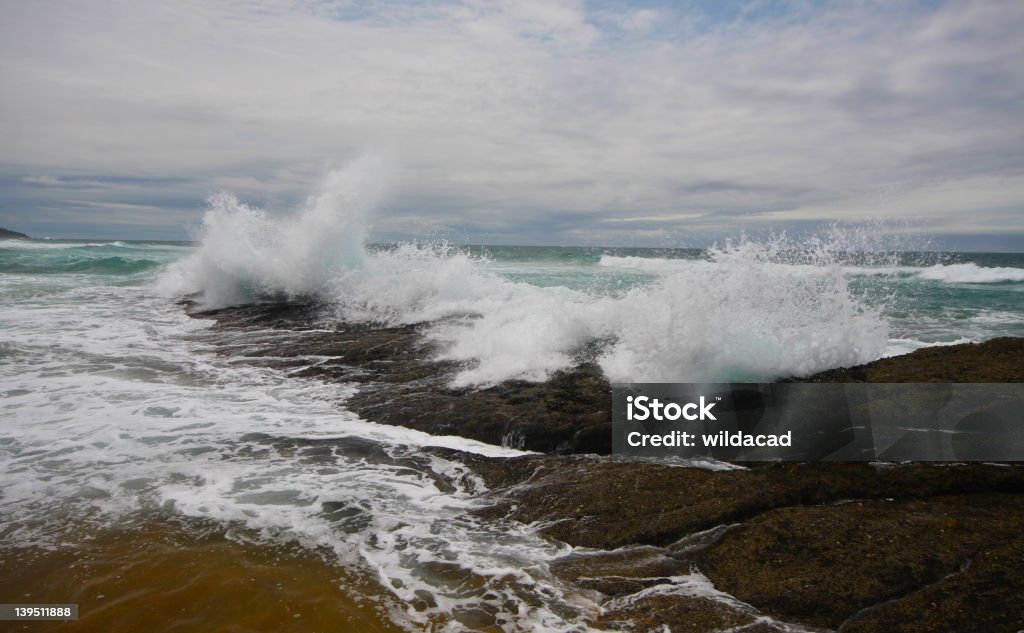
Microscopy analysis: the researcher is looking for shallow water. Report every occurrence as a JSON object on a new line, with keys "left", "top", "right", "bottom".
{"left": 0, "top": 519, "right": 404, "bottom": 633}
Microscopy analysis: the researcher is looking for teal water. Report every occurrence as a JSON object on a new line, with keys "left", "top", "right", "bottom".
{"left": 3, "top": 238, "right": 1023, "bottom": 347}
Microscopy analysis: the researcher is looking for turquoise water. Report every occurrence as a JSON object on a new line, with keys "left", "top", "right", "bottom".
{"left": 3, "top": 238, "right": 1023, "bottom": 348}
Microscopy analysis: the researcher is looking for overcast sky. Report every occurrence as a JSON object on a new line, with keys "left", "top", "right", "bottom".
{"left": 1, "top": 0, "right": 1022, "bottom": 250}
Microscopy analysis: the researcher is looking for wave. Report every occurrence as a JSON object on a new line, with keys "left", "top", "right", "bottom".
{"left": 916, "top": 263, "right": 1024, "bottom": 284}
{"left": 1, "top": 239, "right": 92, "bottom": 250}
{"left": 599, "top": 254, "right": 931, "bottom": 278}
{"left": 0, "top": 255, "right": 162, "bottom": 275}
{"left": 602, "top": 255, "right": 1024, "bottom": 286}
{"left": 882, "top": 337, "right": 974, "bottom": 358}
{"left": 0, "top": 239, "right": 138, "bottom": 250}
{"left": 158, "top": 159, "right": 382, "bottom": 307}
{"left": 598, "top": 254, "right": 701, "bottom": 272}
{"left": 65, "top": 256, "right": 161, "bottom": 274}
{"left": 160, "top": 162, "right": 890, "bottom": 385}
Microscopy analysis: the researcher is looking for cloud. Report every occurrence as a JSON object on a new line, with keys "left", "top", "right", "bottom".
{"left": 0, "top": 0, "right": 1021, "bottom": 248}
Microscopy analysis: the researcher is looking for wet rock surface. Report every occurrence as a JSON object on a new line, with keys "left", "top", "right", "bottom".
{"left": 188, "top": 302, "right": 612, "bottom": 454}
{"left": 470, "top": 460, "right": 1024, "bottom": 549}
{"left": 187, "top": 303, "right": 1024, "bottom": 632}
{"left": 793, "top": 336, "right": 1024, "bottom": 383}
{"left": 839, "top": 535, "right": 1024, "bottom": 633}
{"left": 696, "top": 494, "right": 1024, "bottom": 629}
{"left": 469, "top": 458, "right": 1024, "bottom": 632}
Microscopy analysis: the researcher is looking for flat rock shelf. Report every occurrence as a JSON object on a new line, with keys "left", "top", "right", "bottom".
{"left": 188, "top": 301, "right": 1024, "bottom": 632}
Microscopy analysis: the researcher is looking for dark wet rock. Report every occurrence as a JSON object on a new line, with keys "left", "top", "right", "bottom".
{"left": 183, "top": 303, "right": 1024, "bottom": 631}
{"left": 191, "top": 301, "right": 332, "bottom": 330}
{"left": 839, "top": 535, "right": 1024, "bottom": 633}
{"left": 191, "top": 303, "right": 1022, "bottom": 458}
{"left": 476, "top": 460, "right": 1024, "bottom": 631}
{"left": 595, "top": 592, "right": 760, "bottom": 632}
{"left": 549, "top": 546, "right": 691, "bottom": 585}
{"left": 792, "top": 337, "right": 1024, "bottom": 383}
{"left": 696, "top": 493, "right": 1024, "bottom": 629}
{"left": 189, "top": 304, "right": 613, "bottom": 454}
{"left": 475, "top": 460, "right": 1024, "bottom": 549}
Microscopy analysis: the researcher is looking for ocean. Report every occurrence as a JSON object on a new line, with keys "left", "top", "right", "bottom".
{"left": 1, "top": 200, "right": 1023, "bottom": 630}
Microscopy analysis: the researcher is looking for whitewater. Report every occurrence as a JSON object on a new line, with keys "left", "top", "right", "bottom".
{"left": 157, "top": 165, "right": 1024, "bottom": 386}
{"left": 2, "top": 165, "right": 1023, "bottom": 631}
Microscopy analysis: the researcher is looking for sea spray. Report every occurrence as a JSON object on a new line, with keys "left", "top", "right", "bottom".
{"left": 597, "top": 232, "right": 892, "bottom": 382}
{"left": 393, "top": 231, "right": 893, "bottom": 385}
{"left": 163, "top": 174, "right": 896, "bottom": 384}
{"left": 159, "top": 158, "right": 385, "bottom": 307}
{"left": 160, "top": 169, "right": 929, "bottom": 385}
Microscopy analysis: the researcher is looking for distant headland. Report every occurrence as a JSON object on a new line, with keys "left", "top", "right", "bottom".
{"left": 0, "top": 227, "right": 29, "bottom": 239}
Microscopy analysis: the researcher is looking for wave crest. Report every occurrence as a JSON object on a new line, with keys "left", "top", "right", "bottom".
{"left": 160, "top": 168, "right": 890, "bottom": 384}
{"left": 916, "top": 263, "right": 1024, "bottom": 284}
{"left": 158, "top": 158, "right": 383, "bottom": 306}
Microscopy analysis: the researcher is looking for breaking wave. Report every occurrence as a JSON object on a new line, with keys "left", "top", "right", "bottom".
{"left": 0, "top": 240, "right": 170, "bottom": 275}
{"left": 916, "top": 263, "right": 1024, "bottom": 284}
{"left": 160, "top": 162, "right": 895, "bottom": 385}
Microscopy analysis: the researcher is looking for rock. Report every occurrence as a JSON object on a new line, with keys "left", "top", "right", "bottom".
{"left": 0, "top": 227, "right": 29, "bottom": 239}
{"left": 595, "top": 592, "right": 760, "bottom": 632}
{"left": 475, "top": 460, "right": 1024, "bottom": 549}
{"left": 183, "top": 302, "right": 1024, "bottom": 631}
{"left": 792, "top": 337, "right": 1024, "bottom": 383}
{"left": 188, "top": 303, "right": 613, "bottom": 454}
{"left": 474, "top": 460, "right": 1024, "bottom": 630}
{"left": 696, "top": 494, "right": 1024, "bottom": 629}
{"left": 191, "top": 303, "right": 1023, "bottom": 456}
{"left": 839, "top": 536, "right": 1024, "bottom": 633}
{"left": 549, "top": 546, "right": 692, "bottom": 586}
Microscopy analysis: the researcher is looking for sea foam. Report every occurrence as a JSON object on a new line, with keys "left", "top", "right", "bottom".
{"left": 916, "top": 263, "right": 1024, "bottom": 284}
{"left": 158, "top": 158, "right": 383, "bottom": 307}
{"left": 161, "top": 163, "right": 892, "bottom": 385}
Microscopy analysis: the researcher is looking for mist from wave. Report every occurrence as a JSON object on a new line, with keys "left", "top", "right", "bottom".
{"left": 159, "top": 163, "right": 946, "bottom": 386}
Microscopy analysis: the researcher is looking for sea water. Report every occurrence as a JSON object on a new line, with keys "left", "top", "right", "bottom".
{"left": 1, "top": 169, "right": 1022, "bottom": 631}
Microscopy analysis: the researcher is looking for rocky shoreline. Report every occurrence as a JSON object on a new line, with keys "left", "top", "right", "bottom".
{"left": 190, "top": 302, "right": 1022, "bottom": 455}
{"left": 188, "top": 302, "right": 1024, "bottom": 632}
{"left": 463, "top": 456, "right": 1024, "bottom": 632}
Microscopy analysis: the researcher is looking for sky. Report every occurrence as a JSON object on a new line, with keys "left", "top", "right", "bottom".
{"left": 0, "top": 0, "right": 1022, "bottom": 250}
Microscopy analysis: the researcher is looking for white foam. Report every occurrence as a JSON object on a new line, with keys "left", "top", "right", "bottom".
{"left": 596, "top": 242, "right": 889, "bottom": 382}
{"left": 162, "top": 172, "right": 893, "bottom": 386}
{"left": 0, "top": 239, "right": 93, "bottom": 249}
{"left": 599, "top": 254, "right": 925, "bottom": 278}
{"left": 449, "top": 239, "right": 887, "bottom": 385}
{"left": 598, "top": 254, "right": 697, "bottom": 272}
{"left": 882, "top": 336, "right": 974, "bottom": 358}
{"left": 601, "top": 572, "right": 752, "bottom": 614}
{"left": 916, "top": 263, "right": 1024, "bottom": 284}
{"left": 1, "top": 272, "right": 594, "bottom": 632}
{"left": 158, "top": 157, "right": 386, "bottom": 307}
{"left": 322, "top": 239, "right": 889, "bottom": 385}
{"left": 970, "top": 310, "right": 1024, "bottom": 325}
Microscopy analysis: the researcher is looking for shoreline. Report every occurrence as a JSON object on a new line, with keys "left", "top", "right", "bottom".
{"left": 182, "top": 301, "right": 1024, "bottom": 631}
{"left": 0, "top": 516, "right": 405, "bottom": 633}
{"left": 188, "top": 301, "right": 1023, "bottom": 455}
